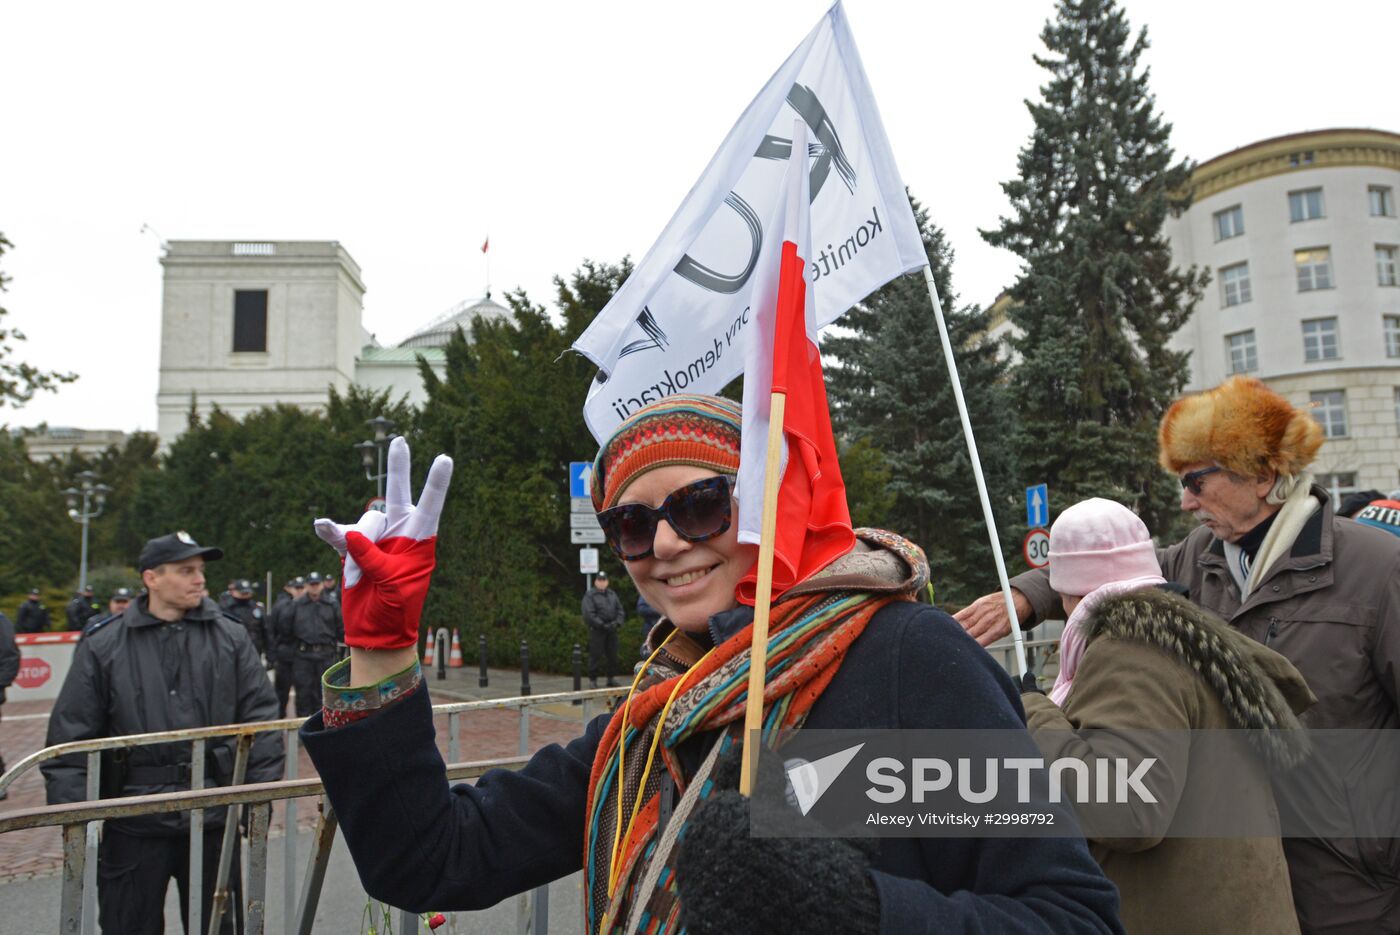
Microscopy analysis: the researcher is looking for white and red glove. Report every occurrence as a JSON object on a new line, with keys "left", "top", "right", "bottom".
{"left": 314, "top": 437, "right": 454, "bottom": 650}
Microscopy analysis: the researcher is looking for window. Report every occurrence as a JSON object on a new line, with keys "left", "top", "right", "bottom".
{"left": 1315, "top": 471, "right": 1358, "bottom": 510}
{"left": 1289, "top": 188, "right": 1325, "bottom": 222}
{"left": 1289, "top": 151, "right": 1315, "bottom": 168}
{"left": 233, "top": 290, "right": 268, "bottom": 353}
{"left": 1302, "top": 317, "right": 1340, "bottom": 362}
{"left": 1386, "top": 316, "right": 1400, "bottom": 358}
{"left": 1295, "top": 248, "right": 1333, "bottom": 291}
{"left": 1310, "top": 391, "right": 1348, "bottom": 439}
{"left": 1372, "top": 186, "right": 1396, "bottom": 218}
{"left": 1213, "top": 205, "right": 1245, "bottom": 241}
{"left": 1379, "top": 246, "right": 1399, "bottom": 287}
{"left": 1220, "top": 262, "right": 1252, "bottom": 306}
{"left": 1225, "top": 330, "right": 1257, "bottom": 374}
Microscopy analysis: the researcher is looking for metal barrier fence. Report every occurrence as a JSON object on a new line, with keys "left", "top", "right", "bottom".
{"left": 0, "top": 637, "right": 1059, "bottom": 934}
{"left": 0, "top": 687, "right": 626, "bottom": 935}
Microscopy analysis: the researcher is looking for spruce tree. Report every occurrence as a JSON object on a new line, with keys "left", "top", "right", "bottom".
{"left": 982, "top": 0, "right": 1206, "bottom": 534}
{"left": 825, "top": 196, "right": 1018, "bottom": 606}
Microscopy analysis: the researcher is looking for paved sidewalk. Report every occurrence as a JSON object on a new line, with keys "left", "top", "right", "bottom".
{"left": 0, "top": 665, "right": 620, "bottom": 883}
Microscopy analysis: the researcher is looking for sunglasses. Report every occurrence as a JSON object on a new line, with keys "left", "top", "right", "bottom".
{"left": 1180, "top": 466, "right": 1223, "bottom": 495}
{"left": 596, "top": 475, "right": 736, "bottom": 561}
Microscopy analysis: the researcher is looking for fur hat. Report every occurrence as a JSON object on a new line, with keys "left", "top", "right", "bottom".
{"left": 1158, "top": 376, "right": 1323, "bottom": 479}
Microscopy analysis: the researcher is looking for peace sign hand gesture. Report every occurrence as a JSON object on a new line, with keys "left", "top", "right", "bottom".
{"left": 314, "top": 437, "right": 454, "bottom": 650}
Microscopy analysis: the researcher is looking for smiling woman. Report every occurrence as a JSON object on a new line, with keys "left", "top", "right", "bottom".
{"left": 301, "top": 395, "right": 1126, "bottom": 935}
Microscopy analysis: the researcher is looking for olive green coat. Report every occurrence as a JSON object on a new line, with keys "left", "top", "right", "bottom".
{"left": 1024, "top": 589, "right": 1315, "bottom": 935}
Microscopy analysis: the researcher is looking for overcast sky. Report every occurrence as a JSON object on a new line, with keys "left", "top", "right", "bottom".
{"left": 2, "top": 0, "right": 1394, "bottom": 432}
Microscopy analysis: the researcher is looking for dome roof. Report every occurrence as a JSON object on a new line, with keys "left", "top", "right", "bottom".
{"left": 398, "top": 294, "right": 512, "bottom": 349}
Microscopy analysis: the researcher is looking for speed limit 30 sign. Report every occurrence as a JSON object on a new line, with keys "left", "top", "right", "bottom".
{"left": 1023, "top": 528, "right": 1050, "bottom": 569}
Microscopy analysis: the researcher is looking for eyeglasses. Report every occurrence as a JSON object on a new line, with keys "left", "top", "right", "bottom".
{"left": 596, "top": 475, "right": 736, "bottom": 561}
{"left": 1180, "top": 466, "right": 1223, "bottom": 495}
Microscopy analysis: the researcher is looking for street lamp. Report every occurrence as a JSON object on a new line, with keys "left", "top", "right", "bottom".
{"left": 355, "top": 416, "right": 398, "bottom": 501}
{"left": 63, "top": 470, "right": 110, "bottom": 592}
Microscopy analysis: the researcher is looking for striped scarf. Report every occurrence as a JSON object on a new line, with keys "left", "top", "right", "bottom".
{"left": 582, "top": 590, "right": 897, "bottom": 934}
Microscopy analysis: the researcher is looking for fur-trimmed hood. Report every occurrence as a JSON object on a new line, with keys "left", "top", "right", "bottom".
{"left": 1083, "top": 587, "right": 1315, "bottom": 769}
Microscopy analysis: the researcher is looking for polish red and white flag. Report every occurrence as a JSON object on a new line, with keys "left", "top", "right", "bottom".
{"left": 736, "top": 120, "right": 854, "bottom": 601}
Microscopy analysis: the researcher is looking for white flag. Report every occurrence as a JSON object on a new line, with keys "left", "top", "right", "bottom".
{"left": 571, "top": 1, "right": 925, "bottom": 442}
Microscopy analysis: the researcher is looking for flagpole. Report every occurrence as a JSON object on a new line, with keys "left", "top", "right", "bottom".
{"left": 921, "top": 266, "right": 1028, "bottom": 676}
{"left": 739, "top": 390, "right": 787, "bottom": 797}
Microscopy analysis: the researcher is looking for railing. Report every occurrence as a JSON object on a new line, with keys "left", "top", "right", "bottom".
{"left": 0, "top": 635, "right": 1059, "bottom": 934}
{"left": 0, "top": 687, "right": 627, "bottom": 935}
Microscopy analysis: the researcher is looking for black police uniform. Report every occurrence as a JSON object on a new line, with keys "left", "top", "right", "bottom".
{"left": 17, "top": 596, "right": 52, "bottom": 634}
{"left": 290, "top": 592, "right": 342, "bottom": 716}
{"left": 226, "top": 597, "right": 267, "bottom": 658}
{"left": 582, "top": 581, "right": 625, "bottom": 686}
{"left": 267, "top": 588, "right": 300, "bottom": 716}
{"left": 43, "top": 533, "right": 283, "bottom": 935}
{"left": 66, "top": 593, "right": 100, "bottom": 631}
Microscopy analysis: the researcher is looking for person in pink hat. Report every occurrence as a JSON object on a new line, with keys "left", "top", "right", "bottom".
{"left": 1022, "top": 497, "right": 1313, "bottom": 935}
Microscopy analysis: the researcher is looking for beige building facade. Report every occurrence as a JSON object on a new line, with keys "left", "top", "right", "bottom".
{"left": 153, "top": 241, "right": 506, "bottom": 447}
{"left": 1164, "top": 128, "right": 1400, "bottom": 499}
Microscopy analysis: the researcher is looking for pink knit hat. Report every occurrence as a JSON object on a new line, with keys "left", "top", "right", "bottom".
{"left": 1048, "top": 498, "right": 1161, "bottom": 597}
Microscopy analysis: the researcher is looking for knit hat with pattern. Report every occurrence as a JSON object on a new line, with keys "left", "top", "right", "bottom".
{"left": 591, "top": 394, "right": 742, "bottom": 511}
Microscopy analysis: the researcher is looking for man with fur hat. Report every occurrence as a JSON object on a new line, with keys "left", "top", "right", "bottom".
{"left": 957, "top": 376, "right": 1400, "bottom": 934}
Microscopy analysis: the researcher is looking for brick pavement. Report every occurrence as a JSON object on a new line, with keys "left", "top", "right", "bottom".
{"left": 0, "top": 666, "right": 617, "bottom": 882}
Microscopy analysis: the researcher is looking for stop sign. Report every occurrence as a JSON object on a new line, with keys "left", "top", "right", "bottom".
{"left": 15, "top": 656, "right": 52, "bottom": 689}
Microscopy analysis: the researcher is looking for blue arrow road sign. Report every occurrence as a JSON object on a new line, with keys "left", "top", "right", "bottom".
{"left": 1026, "top": 483, "right": 1048, "bottom": 528}
{"left": 570, "top": 462, "right": 594, "bottom": 498}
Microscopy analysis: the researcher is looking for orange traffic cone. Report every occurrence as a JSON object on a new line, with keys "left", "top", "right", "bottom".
{"left": 448, "top": 630, "right": 465, "bottom": 668}
{"left": 422, "top": 634, "right": 436, "bottom": 667}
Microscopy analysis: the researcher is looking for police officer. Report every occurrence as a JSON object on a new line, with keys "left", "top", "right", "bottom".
{"left": 80, "top": 588, "right": 136, "bottom": 640}
{"left": 42, "top": 531, "right": 283, "bottom": 935}
{"left": 65, "top": 585, "right": 100, "bottom": 631}
{"left": 320, "top": 572, "right": 339, "bottom": 606}
{"left": 267, "top": 576, "right": 305, "bottom": 717}
{"left": 17, "top": 588, "right": 51, "bottom": 633}
{"left": 224, "top": 579, "right": 267, "bottom": 659}
{"left": 290, "top": 572, "right": 342, "bottom": 716}
{"left": 106, "top": 586, "right": 134, "bottom": 619}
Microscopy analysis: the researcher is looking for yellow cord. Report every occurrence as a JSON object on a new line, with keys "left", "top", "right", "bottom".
{"left": 607, "top": 628, "right": 679, "bottom": 889}
{"left": 606, "top": 630, "right": 715, "bottom": 896}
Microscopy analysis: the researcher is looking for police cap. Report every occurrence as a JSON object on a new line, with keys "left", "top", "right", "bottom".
{"left": 138, "top": 531, "right": 224, "bottom": 572}
{"left": 306, "top": 572, "right": 323, "bottom": 584}
{"left": 234, "top": 579, "right": 254, "bottom": 593}
{"left": 111, "top": 587, "right": 133, "bottom": 601}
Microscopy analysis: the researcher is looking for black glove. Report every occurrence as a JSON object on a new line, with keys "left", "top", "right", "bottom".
{"left": 1019, "top": 671, "right": 1045, "bottom": 695}
{"left": 675, "top": 746, "right": 880, "bottom": 935}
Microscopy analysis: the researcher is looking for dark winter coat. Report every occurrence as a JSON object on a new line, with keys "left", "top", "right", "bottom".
{"left": 42, "top": 596, "right": 284, "bottom": 835}
{"left": 303, "top": 599, "right": 1125, "bottom": 933}
{"left": 290, "top": 594, "right": 342, "bottom": 646}
{"left": 1024, "top": 588, "right": 1313, "bottom": 935}
{"left": 268, "top": 593, "right": 297, "bottom": 662}
{"left": 17, "top": 598, "right": 51, "bottom": 634}
{"left": 1012, "top": 488, "right": 1400, "bottom": 933}
{"left": 0, "top": 612, "right": 18, "bottom": 698}
{"left": 581, "top": 587, "right": 625, "bottom": 632}
{"left": 226, "top": 597, "right": 267, "bottom": 656}
{"left": 65, "top": 595, "right": 100, "bottom": 631}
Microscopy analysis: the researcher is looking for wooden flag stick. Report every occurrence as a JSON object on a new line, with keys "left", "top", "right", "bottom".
{"left": 739, "top": 390, "right": 788, "bottom": 797}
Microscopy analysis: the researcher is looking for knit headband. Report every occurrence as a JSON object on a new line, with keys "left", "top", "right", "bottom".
{"left": 590, "top": 394, "right": 742, "bottom": 511}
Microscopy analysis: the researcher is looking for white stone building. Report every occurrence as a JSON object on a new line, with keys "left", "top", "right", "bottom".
{"left": 155, "top": 240, "right": 510, "bottom": 447}
{"left": 1165, "top": 128, "right": 1400, "bottom": 499}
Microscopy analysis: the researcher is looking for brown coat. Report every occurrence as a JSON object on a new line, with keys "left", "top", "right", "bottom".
{"left": 1024, "top": 588, "right": 1313, "bottom": 935}
{"left": 1015, "top": 487, "right": 1400, "bottom": 933}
